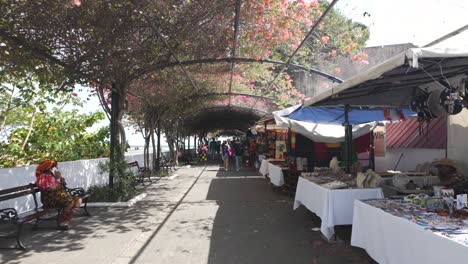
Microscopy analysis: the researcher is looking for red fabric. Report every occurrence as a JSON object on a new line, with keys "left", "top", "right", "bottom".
{"left": 36, "top": 160, "right": 57, "bottom": 177}
{"left": 354, "top": 133, "right": 371, "bottom": 153}
{"left": 314, "top": 142, "right": 328, "bottom": 160}
{"left": 36, "top": 173, "right": 57, "bottom": 191}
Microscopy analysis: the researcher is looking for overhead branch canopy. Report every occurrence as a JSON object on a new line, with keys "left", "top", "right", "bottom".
{"left": 0, "top": 0, "right": 370, "bottom": 135}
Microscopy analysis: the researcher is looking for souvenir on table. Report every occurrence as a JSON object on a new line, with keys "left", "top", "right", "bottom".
{"left": 456, "top": 194, "right": 468, "bottom": 210}
{"left": 404, "top": 194, "right": 417, "bottom": 204}
{"left": 433, "top": 186, "right": 443, "bottom": 197}
{"left": 405, "top": 180, "right": 418, "bottom": 190}
{"left": 416, "top": 194, "right": 430, "bottom": 207}
{"left": 329, "top": 157, "right": 342, "bottom": 176}
{"left": 366, "top": 170, "right": 382, "bottom": 188}
{"left": 356, "top": 170, "right": 382, "bottom": 188}
{"left": 314, "top": 167, "right": 331, "bottom": 175}
{"left": 441, "top": 188, "right": 455, "bottom": 203}
{"left": 426, "top": 198, "right": 446, "bottom": 211}
{"left": 320, "top": 180, "right": 348, "bottom": 190}
{"left": 392, "top": 174, "right": 410, "bottom": 189}
{"left": 356, "top": 172, "right": 366, "bottom": 188}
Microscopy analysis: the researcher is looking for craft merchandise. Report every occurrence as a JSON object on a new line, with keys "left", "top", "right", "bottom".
{"left": 356, "top": 170, "right": 382, "bottom": 188}
{"left": 392, "top": 174, "right": 410, "bottom": 189}
{"left": 365, "top": 199, "right": 468, "bottom": 247}
{"left": 441, "top": 188, "right": 455, "bottom": 205}
{"left": 320, "top": 180, "right": 348, "bottom": 190}
{"left": 329, "top": 157, "right": 342, "bottom": 176}
{"left": 457, "top": 194, "right": 468, "bottom": 210}
{"left": 433, "top": 186, "right": 444, "bottom": 197}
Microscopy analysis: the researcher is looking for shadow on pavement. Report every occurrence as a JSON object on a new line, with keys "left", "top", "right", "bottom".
{"left": 205, "top": 167, "right": 375, "bottom": 264}
{"left": 0, "top": 184, "right": 173, "bottom": 264}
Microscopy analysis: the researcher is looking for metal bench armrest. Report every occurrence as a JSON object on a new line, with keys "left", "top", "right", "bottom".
{"left": 65, "top": 187, "right": 87, "bottom": 197}
{"left": 0, "top": 208, "right": 19, "bottom": 222}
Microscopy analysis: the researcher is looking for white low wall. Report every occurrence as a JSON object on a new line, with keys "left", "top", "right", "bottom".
{"left": 375, "top": 148, "right": 445, "bottom": 172}
{"left": 0, "top": 153, "right": 145, "bottom": 214}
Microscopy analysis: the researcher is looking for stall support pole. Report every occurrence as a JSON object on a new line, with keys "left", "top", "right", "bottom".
{"left": 194, "top": 135, "right": 197, "bottom": 157}
{"left": 344, "top": 105, "right": 353, "bottom": 174}
{"left": 370, "top": 131, "right": 375, "bottom": 171}
{"left": 287, "top": 128, "right": 292, "bottom": 165}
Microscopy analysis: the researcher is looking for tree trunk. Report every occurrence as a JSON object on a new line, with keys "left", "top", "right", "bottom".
{"left": 150, "top": 120, "right": 157, "bottom": 171}
{"left": 109, "top": 81, "right": 128, "bottom": 188}
{"left": 20, "top": 106, "right": 38, "bottom": 152}
{"left": 156, "top": 118, "right": 161, "bottom": 171}
{"left": 0, "top": 86, "right": 15, "bottom": 134}
{"left": 144, "top": 134, "right": 150, "bottom": 168}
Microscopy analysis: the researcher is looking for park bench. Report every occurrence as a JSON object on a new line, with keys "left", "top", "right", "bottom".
{"left": 0, "top": 183, "right": 91, "bottom": 250}
{"left": 127, "top": 161, "right": 152, "bottom": 185}
{"left": 159, "top": 156, "right": 176, "bottom": 174}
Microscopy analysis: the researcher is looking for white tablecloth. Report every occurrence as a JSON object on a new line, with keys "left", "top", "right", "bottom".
{"left": 268, "top": 163, "right": 284, "bottom": 186}
{"left": 351, "top": 200, "right": 468, "bottom": 264}
{"left": 293, "top": 177, "right": 384, "bottom": 240}
{"left": 259, "top": 159, "right": 269, "bottom": 177}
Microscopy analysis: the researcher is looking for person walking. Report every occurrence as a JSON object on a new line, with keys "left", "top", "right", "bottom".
{"left": 221, "top": 141, "right": 231, "bottom": 171}
{"left": 234, "top": 138, "right": 243, "bottom": 171}
{"left": 209, "top": 138, "right": 218, "bottom": 160}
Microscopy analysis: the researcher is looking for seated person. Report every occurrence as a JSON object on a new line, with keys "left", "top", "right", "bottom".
{"left": 35, "top": 160, "right": 81, "bottom": 230}
{"left": 177, "top": 148, "right": 191, "bottom": 164}
{"left": 434, "top": 158, "right": 468, "bottom": 194}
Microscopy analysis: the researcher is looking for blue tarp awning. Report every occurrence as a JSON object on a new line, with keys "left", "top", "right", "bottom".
{"left": 286, "top": 106, "right": 416, "bottom": 125}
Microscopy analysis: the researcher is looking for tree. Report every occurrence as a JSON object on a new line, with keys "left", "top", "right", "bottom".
{"left": 0, "top": 0, "right": 369, "bottom": 182}
{"left": 0, "top": 106, "right": 108, "bottom": 168}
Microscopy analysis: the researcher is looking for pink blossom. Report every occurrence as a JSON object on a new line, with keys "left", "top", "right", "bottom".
{"left": 71, "top": 0, "right": 81, "bottom": 6}
{"left": 290, "top": 44, "right": 298, "bottom": 50}
{"left": 334, "top": 67, "right": 341, "bottom": 74}
{"left": 343, "top": 45, "right": 351, "bottom": 53}
{"left": 311, "top": 0, "right": 320, "bottom": 8}
{"left": 321, "top": 36, "right": 329, "bottom": 44}
{"left": 304, "top": 18, "right": 313, "bottom": 27}
{"left": 360, "top": 60, "right": 369, "bottom": 65}
{"left": 331, "top": 50, "right": 337, "bottom": 57}
{"left": 352, "top": 55, "right": 360, "bottom": 61}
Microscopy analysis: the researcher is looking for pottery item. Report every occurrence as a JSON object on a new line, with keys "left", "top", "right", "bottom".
{"left": 433, "top": 186, "right": 444, "bottom": 197}
{"left": 456, "top": 194, "right": 468, "bottom": 210}
{"left": 405, "top": 180, "right": 418, "bottom": 190}
{"left": 392, "top": 174, "right": 410, "bottom": 189}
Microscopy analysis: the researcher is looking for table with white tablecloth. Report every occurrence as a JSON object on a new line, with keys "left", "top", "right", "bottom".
{"left": 268, "top": 163, "right": 285, "bottom": 186}
{"left": 351, "top": 200, "right": 468, "bottom": 264}
{"left": 293, "top": 177, "right": 384, "bottom": 240}
{"left": 259, "top": 159, "right": 269, "bottom": 177}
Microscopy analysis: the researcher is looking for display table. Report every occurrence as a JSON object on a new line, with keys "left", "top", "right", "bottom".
{"left": 351, "top": 200, "right": 468, "bottom": 264}
{"left": 268, "top": 163, "right": 285, "bottom": 186}
{"left": 293, "top": 177, "right": 384, "bottom": 240}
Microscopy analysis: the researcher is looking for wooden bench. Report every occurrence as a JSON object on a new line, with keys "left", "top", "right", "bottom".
{"left": 0, "top": 183, "right": 91, "bottom": 250}
{"left": 127, "top": 161, "right": 152, "bottom": 185}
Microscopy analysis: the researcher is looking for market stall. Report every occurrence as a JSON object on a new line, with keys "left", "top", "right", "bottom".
{"left": 293, "top": 171, "right": 384, "bottom": 240}
{"left": 302, "top": 46, "right": 468, "bottom": 256}
{"left": 351, "top": 199, "right": 468, "bottom": 264}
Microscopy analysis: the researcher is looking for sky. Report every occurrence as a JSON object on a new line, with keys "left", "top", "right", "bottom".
{"left": 335, "top": 0, "right": 468, "bottom": 47}
{"left": 77, "top": 0, "right": 468, "bottom": 147}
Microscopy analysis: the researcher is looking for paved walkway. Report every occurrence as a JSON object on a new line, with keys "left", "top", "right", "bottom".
{"left": 0, "top": 165, "right": 374, "bottom": 264}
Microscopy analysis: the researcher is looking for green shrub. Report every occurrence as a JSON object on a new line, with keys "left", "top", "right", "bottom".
{"left": 87, "top": 160, "right": 139, "bottom": 202}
